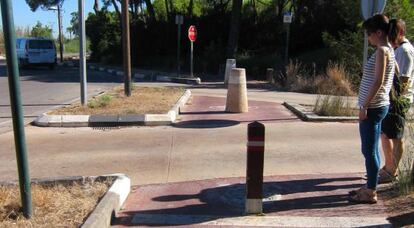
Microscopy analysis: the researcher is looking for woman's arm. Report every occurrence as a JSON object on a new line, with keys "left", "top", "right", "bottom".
{"left": 359, "top": 47, "right": 388, "bottom": 120}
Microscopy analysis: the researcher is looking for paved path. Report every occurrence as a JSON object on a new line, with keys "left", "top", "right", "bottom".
{"left": 113, "top": 173, "right": 390, "bottom": 227}
{"left": 177, "top": 95, "right": 298, "bottom": 126}
{"left": 0, "top": 83, "right": 393, "bottom": 227}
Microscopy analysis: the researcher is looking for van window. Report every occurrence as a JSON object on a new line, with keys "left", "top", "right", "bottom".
{"left": 28, "top": 40, "right": 54, "bottom": 49}
{"left": 16, "top": 39, "right": 22, "bottom": 49}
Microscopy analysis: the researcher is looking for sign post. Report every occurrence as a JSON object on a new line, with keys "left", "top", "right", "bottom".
{"left": 0, "top": 0, "right": 32, "bottom": 218}
{"left": 283, "top": 12, "right": 292, "bottom": 65}
{"left": 360, "top": 0, "right": 387, "bottom": 67}
{"left": 79, "top": 0, "right": 87, "bottom": 105}
{"left": 188, "top": 25, "right": 197, "bottom": 78}
{"left": 176, "top": 15, "right": 184, "bottom": 78}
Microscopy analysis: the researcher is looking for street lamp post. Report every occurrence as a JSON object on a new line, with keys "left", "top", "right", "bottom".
{"left": 49, "top": 4, "right": 64, "bottom": 63}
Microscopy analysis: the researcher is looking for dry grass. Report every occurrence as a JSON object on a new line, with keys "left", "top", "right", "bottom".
{"left": 0, "top": 180, "right": 111, "bottom": 227}
{"left": 50, "top": 86, "right": 185, "bottom": 115}
{"left": 315, "top": 63, "right": 355, "bottom": 96}
{"left": 280, "top": 61, "right": 355, "bottom": 96}
{"left": 313, "top": 95, "right": 357, "bottom": 117}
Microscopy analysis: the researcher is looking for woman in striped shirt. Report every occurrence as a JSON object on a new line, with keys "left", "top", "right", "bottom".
{"left": 349, "top": 14, "right": 395, "bottom": 204}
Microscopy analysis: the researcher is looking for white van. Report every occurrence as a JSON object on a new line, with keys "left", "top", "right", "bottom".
{"left": 16, "top": 37, "right": 57, "bottom": 69}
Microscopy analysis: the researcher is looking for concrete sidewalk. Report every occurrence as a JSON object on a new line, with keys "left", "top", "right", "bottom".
{"left": 113, "top": 173, "right": 391, "bottom": 227}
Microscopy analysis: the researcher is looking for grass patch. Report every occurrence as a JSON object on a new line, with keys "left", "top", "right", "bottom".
{"left": 50, "top": 86, "right": 185, "bottom": 115}
{"left": 63, "top": 38, "right": 90, "bottom": 54}
{"left": 87, "top": 94, "right": 113, "bottom": 109}
{"left": 395, "top": 120, "right": 414, "bottom": 195}
{"left": 313, "top": 95, "right": 357, "bottom": 116}
{"left": 278, "top": 61, "right": 356, "bottom": 96}
{"left": 0, "top": 180, "right": 111, "bottom": 227}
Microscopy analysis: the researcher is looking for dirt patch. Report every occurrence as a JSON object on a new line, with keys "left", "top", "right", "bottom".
{"left": 380, "top": 186, "right": 414, "bottom": 227}
{"left": 0, "top": 180, "right": 112, "bottom": 227}
{"left": 50, "top": 86, "right": 185, "bottom": 115}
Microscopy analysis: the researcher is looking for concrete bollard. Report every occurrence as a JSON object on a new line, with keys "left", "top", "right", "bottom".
{"left": 266, "top": 68, "right": 274, "bottom": 84}
{"left": 246, "top": 121, "right": 265, "bottom": 214}
{"left": 225, "top": 68, "right": 248, "bottom": 113}
{"left": 224, "top": 59, "right": 236, "bottom": 87}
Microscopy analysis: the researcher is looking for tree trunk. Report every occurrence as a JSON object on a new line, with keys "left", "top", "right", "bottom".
{"left": 111, "top": 0, "right": 122, "bottom": 22}
{"left": 93, "top": 0, "right": 100, "bottom": 13}
{"left": 187, "top": 0, "right": 194, "bottom": 18}
{"left": 226, "top": 0, "right": 242, "bottom": 59}
{"left": 144, "top": 0, "right": 156, "bottom": 23}
{"left": 165, "top": 0, "right": 170, "bottom": 22}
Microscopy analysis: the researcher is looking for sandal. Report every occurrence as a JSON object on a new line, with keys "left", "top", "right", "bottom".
{"left": 378, "top": 167, "right": 397, "bottom": 184}
{"left": 349, "top": 187, "right": 366, "bottom": 196}
{"left": 348, "top": 188, "right": 377, "bottom": 204}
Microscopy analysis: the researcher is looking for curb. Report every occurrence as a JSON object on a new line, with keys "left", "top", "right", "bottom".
{"left": 82, "top": 174, "right": 131, "bottom": 228}
{"left": 0, "top": 174, "right": 131, "bottom": 228}
{"left": 59, "top": 61, "right": 202, "bottom": 85}
{"left": 33, "top": 90, "right": 192, "bottom": 127}
{"left": 283, "top": 102, "right": 358, "bottom": 122}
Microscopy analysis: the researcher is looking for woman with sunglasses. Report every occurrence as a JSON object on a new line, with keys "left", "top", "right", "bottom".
{"left": 349, "top": 14, "right": 395, "bottom": 204}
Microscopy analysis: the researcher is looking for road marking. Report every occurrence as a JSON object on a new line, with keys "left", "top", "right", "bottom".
{"left": 209, "top": 106, "right": 259, "bottom": 110}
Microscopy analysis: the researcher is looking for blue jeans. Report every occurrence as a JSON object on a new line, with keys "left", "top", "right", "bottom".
{"left": 359, "top": 105, "right": 389, "bottom": 190}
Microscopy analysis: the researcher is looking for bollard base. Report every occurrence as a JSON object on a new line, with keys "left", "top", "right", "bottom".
{"left": 245, "top": 198, "right": 263, "bottom": 214}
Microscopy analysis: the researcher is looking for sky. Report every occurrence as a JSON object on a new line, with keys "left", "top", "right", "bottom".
{"left": 1, "top": 0, "right": 95, "bottom": 38}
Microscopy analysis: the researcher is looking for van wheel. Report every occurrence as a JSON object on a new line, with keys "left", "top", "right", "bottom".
{"left": 49, "top": 64, "right": 56, "bottom": 70}
{"left": 18, "top": 59, "right": 27, "bottom": 69}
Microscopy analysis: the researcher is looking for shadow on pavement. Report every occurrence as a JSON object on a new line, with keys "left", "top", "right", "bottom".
{"left": 172, "top": 119, "right": 240, "bottom": 129}
{"left": 387, "top": 211, "right": 414, "bottom": 227}
{"left": 113, "top": 177, "right": 372, "bottom": 226}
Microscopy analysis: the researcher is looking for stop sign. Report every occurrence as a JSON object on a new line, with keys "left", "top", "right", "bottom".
{"left": 188, "top": 25, "right": 197, "bottom": 42}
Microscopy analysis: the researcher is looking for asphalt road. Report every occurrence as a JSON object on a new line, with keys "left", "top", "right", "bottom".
{"left": 0, "top": 60, "right": 121, "bottom": 134}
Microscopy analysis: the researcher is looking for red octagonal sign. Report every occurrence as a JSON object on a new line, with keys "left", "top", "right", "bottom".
{"left": 188, "top": 25, "right": 197, "bottom": 42}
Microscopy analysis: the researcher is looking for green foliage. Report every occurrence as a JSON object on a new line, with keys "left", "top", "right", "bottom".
{"left": 85, "top": 0, "right": 414, "bottom": 80}
{"left": 30, "top": 21, "right": 53, "bottom": 38}
{"left": 63, "top": 38, "right": 90, "bottom": 54}
{"left": 25, "top": 0, "right": 64, "bottom": 11}
{"left": 88, "top": 94, "right": 112, "bottom": 109}
{"left": 67, "top": 12, "right": 79, "bottom": 38}
{"left": 322, "top": 30, "right": 364, "bottom": 88}
{"left": 86, "top": 11, "right": 121, "bottom": 64}
{"left": 385, "top": 0, "right": 414, "bottom": 41}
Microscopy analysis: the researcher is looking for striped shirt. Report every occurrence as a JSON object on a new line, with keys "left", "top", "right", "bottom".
{"left": 358, "top": 46, "right": 395, "bottom": 108}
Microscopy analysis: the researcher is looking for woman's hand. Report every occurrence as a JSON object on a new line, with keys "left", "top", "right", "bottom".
{"left": 359, "top": 108, "right": 368, "bottom": 121}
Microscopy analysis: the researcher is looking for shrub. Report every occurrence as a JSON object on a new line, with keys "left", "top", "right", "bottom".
{"left": 277, "top": 60, "right": 304, "bottom": 91}
{"left": 313, "top": 95, "right": 355, "bottom": 116}
{"left": 315, "top": 62, "right": 355, "bottom": 96}
{"left": 277, "top": 60, "right": 356, "bottom": 96}
{"left": 88, "top": 94, "right": 112, "bottom": 109}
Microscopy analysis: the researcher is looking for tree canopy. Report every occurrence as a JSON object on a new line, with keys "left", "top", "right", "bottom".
{"left": 30, "top": 21, "right": 53, "bottom": 38}
{"left": 25, "top": 0, "right": 64, "bottom": 11}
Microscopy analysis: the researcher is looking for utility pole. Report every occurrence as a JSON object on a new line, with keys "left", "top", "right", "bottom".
{"left": 175, "top": 14, "right": 183, "bottom": 78}
{"left": 122, "top": 0, "right": 132, "bottom": 97}
{"left": 0, "top": 0, "right": 32, "bottom": 218}
{"left": 79, "top": 0, "right": 87, "bottom": 105}
{"left": 57, "top": 4, "right": 64, "bottom": 63}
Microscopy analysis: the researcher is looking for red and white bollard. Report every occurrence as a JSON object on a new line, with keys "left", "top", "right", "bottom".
{"left": 245, "top": 121, "right": 265, "bottom": 214}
